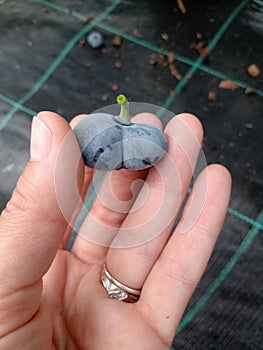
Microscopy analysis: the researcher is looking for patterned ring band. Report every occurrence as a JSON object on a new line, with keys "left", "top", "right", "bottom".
{"left": 101, "top": 264, "right": 141, "bottom": 303}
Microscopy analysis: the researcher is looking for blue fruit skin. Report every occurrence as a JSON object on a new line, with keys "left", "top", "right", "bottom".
{"left": 74, "top": 114, "right": 168, "bottom": 171}
{"left": 87, "top": 31, "right": 104, "bottom": 48}
{"left": 74, "top": 114, "right": 122, "bottom": 170}
{"left": 122, "top": 123, "right": 167, "bottom": 170}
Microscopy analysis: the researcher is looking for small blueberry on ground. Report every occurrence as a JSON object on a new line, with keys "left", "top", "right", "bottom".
{"left": 87, "top": 31, "right": 104, "bottom": 48}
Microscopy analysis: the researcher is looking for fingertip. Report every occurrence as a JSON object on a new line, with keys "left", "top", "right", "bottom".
{"left": 131, "top": 113, "right": 163, "bottom": 129}
{"left": 207, "top": 163, "right": 232, "bottom": 193}
{"left": 35, "top": 111, "right": 71, "bottom": 138}
{"left": 70, "top": 114, "right": 89, "bottom": 129}
{"left": 165, "top": 113, "right": 204, "bottom": 142}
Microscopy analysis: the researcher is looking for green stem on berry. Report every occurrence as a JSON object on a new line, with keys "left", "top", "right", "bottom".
{"left": 117, "top": 94, "right": 130, "bottom": 121}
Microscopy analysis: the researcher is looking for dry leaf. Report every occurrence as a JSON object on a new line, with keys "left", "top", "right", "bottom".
{"left": 189, "top": 41, "right": 209, "bottom": 57}
{"left": 83, "top": 14, "right": 95, "bottom": 24}
{"left": 114, "top": 61, "right": 122, "bottom": 69}
{"left": 177, "top": 0, "right": 187, "bottom": 14}
{"left": 168, "top": 51, "right": 175, "bottom": 65}
{"left": 245, "top": 87, "right": 255, "bottom": 95}
{"left": 219, "top": 80, "right": 239, "bottom": 90}
{"left": 42, "top": 7, "right": 51, "bottom": 13}
{"left": 208, "top": 91, "right": 217, "bottom": 101}
{"left": 169, "top": 64, "right": 182, "bottom": 80}
{"left": 161, "top": 33, "right": 169, "bottom": 41}
{"left": 112, "top": 35, "right": 122, "bottom": 47}
{"left": 133, "top": 28, "right": 142, "bottom": 38}
{"left": 244, "top": 123, "right": 254, "bottom": 129}
{"left": 110, "top": 83, "right": 119, "bottom": 91}
{"left": 149, "top": 53, "right": 167, "bottom": 68}
{"left": 101, "top": 47, "right": 109, "bottom": 54}
{"left": 101, "top": 94, "right": 109, "bottom": 101}
{"left": 247, "top": 63, "right": 261, "bottom": 78}
{"left": 78, "top": 38, "right": 85, "bottom": 48}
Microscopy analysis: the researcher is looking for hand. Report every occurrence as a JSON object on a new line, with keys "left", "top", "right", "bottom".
{"left": 0, "top": 111, "right": 231, "bottom": 349}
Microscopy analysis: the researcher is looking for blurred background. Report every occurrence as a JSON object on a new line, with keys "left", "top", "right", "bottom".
{"left": 0, "top": 1, "right": 262, "bottom": 349}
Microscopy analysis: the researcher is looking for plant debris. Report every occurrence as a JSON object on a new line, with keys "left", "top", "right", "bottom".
{"left": 150, "top": 51, "right": 181, "bottom": 80}
{"left": 189, "top": 41, "right": 209, "bottom": 57}
{"left": 101, "top": 47, "right": 109, "bottom": 54}
{"left": 161, "top": 33, "right": 169, "bottom": 41}
{"left": 245, "top": 87, "right": 255, "bottom": 95}
{"left": 78, "top": 38, "right": 85, "bottom": 48}
{"left": 133, "top": 28, "right": 142, "bottom": 38}
{"left": 169, "top": 64, "right": 182, "bottom": 80}
{"left": 112, "top": 35, "right": 122, "bottom": 47}
{"left": 83, "top": 14, "right": 95, "bottom": 24}
{"left": 244, "top": 123, "right": 254, "bottom": 129}
{"left": 168, "top": 51, "right": 175, "bottom": 65}
{"left": 177, "top": 0, "right": 187, "bottom": 14}
{"left": 247, "top": 63, "right": 261, "bottom": 78}
{"left": 149, "top": 53, "right": 168, "bottom": 68}
{"left": 208, "top": 90, "right": 217, "bottom": 101}
{"left": 101, "top": 94, "right": 109, "bottom": 101}
{"left": 219, "top": 80, "right": 239, "bottom": 90}
{"left": 110, "top": 83, "right": 119, "bottom": 91}
{"left": 42, "top": 7, "right": 51, "bottom": 13}
{"left": 114, "top": 61, "right": 122, "bottom": 69}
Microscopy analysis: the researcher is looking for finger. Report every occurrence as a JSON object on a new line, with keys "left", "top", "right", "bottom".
{"left": 60, "top": 115, "right": 95, "bottom": 248}
{"left": 71, "top": 113, "right": 163, "bottom": 264}
{"left": 70, "top": 114, "right": 95, "bottom": 202}
{"left": 0, "top": 111, "right": 84, "bottom": 337}
{"left": 106, "top": 113, "right": 204, "bottom": 290}
{"left": 138, "top": 165, "right": 231, "bottom": 344}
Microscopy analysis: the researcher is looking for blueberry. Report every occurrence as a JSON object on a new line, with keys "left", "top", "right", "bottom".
{"left": 122, "top": 123, "right": 167, "bottom": 170}
{"left": 74, "top": 114, "right": 122, "bottom": 170}
{"left": 74, "top": 114, "right": 168, "bottom": 171}
{"left": 87, "top": 31, "right": 104, "bottom": 48}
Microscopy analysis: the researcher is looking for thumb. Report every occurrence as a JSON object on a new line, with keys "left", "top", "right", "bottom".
{"left": 0, "top": 111, "right": 84, "bottom": 294}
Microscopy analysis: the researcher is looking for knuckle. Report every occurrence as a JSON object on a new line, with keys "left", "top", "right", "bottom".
{"left": 6, "top": 175, "right": 37, "bottom": 214}
{"left": 91, "top": 197, "right": 126, "bottom": 227}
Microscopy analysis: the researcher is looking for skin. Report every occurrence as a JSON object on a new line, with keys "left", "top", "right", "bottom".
{"left": 0, "top": 111, "right": 231, "bottom": 350}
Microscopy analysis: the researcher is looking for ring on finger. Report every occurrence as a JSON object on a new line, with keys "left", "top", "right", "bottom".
{"left": 101, "top": 264, "right": 141, "bottom": 303}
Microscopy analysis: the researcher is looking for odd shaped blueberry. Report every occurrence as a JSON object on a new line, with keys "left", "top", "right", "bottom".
{"left": 74, "top": 95, "right": 168, "bottom": 171}
{"left": 122, "top": 123, "right": 167, "bottom": 170}
{"left": 74, "top": 113, "right": 123, "bottom": 170}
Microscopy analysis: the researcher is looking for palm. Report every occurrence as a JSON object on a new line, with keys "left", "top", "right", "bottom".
{"left": 42, "top": 251, "right": 167, "bottom": 350}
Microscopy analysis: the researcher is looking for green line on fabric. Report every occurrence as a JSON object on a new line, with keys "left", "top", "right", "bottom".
{"left": 97, "top": 22, "right": 195, "bottom": 66}
{"left": 0, "top": 0, "right": 121, "bottom": 131}
{"left": 250, "top": 0, "right": 263, "bottom": 7}
{"left": 176, "top": 209, "right": 263, "bottom": 334}
{"left": 30, "top": 0, "right": 71, "bottom": 15}
{"left": 199, "top": 64, "right": 263, "bottom": 96}
{"left": 228, "top": 207, "right": 263, "bottom": 230}
{"left": 97, "top": 22, "right": 263, "bottom": 97}
{"left": 29, "top": 0, "right": 263, "bottom": 97}
{"left": 159, "top": 0, "right": 250, "bottom": 114}
{"left": 30, "top": 0, "right": 86, "bottom": 20}
{"left": 0, "top": 94, "right": 36, "bottom": 117}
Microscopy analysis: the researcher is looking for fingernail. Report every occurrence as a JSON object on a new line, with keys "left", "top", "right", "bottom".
{"left": 30, "top": 116, "right": 52, "bottom": 160}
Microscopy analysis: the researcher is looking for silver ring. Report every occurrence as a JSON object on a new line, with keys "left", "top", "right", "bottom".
{"left": 101, "top": 264, "right": 141, "bottom": 303}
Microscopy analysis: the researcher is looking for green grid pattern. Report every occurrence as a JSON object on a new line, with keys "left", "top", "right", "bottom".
{"left": 0, "top": 0, "right": 262, "bottom": 345}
